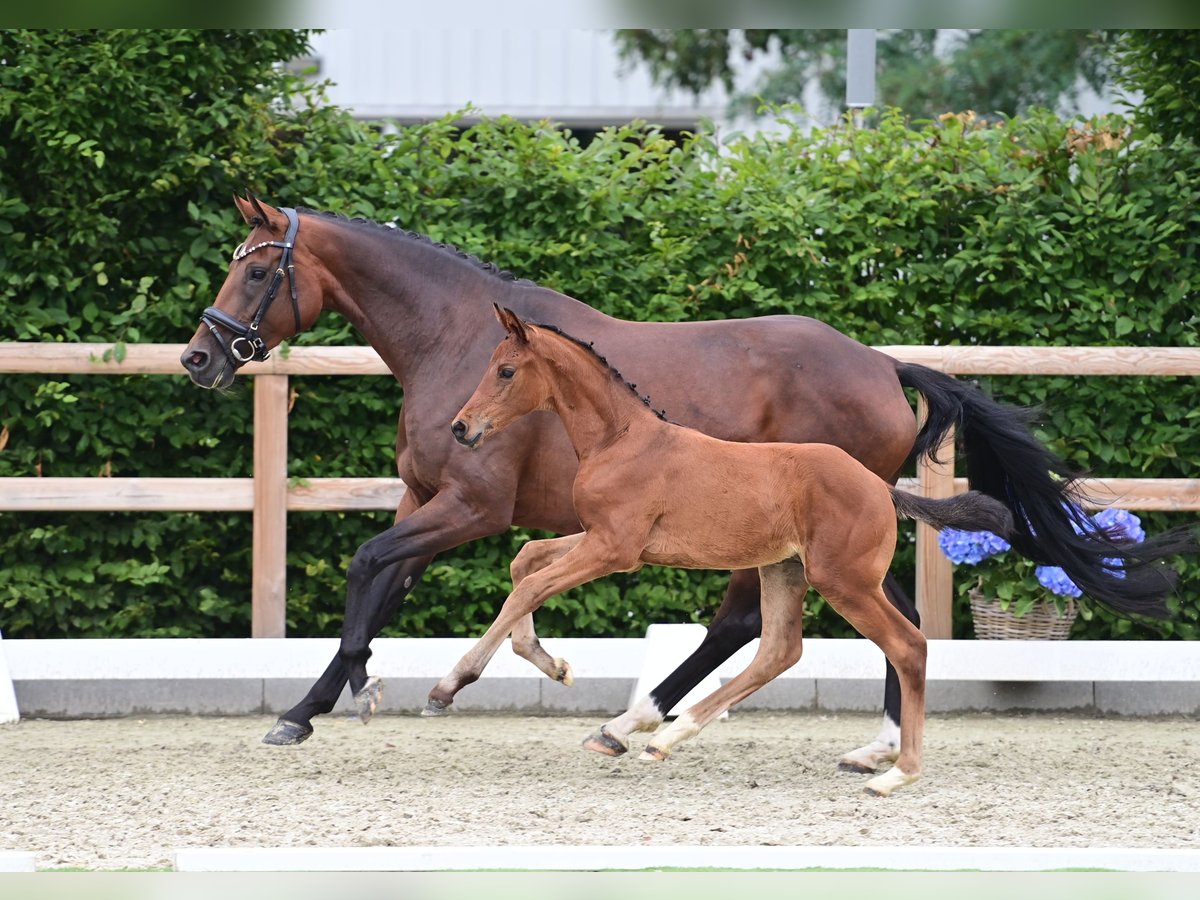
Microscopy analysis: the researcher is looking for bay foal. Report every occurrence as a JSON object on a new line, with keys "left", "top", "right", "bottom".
{"left": 445, "top": 307, "right": 1014, "bottom": 796}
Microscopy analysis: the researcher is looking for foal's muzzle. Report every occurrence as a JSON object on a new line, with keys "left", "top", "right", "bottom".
{"left": 451, "top": 419, "right": 483, "bottom": 448}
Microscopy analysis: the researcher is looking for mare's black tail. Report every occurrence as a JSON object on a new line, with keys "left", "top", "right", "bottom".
{"left": 895, "top": 362, "right": 1196, "bottom": 619}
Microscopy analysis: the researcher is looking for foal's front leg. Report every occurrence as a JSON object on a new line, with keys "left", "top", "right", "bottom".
{"left": 508, "top": 534, "right": 586, "bottom": 684}
{"left": 422, "top": 534, "right": 585, "bottom": 716}
{"left": 425, "top": 534, "right": 636, "bottom": 710}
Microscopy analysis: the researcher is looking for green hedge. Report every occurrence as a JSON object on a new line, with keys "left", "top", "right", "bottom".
{"left": 1, "top": 31, "right": 1196, "bottom": 641}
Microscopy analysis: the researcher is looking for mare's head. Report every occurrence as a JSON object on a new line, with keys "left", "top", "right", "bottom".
{"left": 452, "top": 305, "right": 554, "bottom": 448}
{"left": 180, "top": 196, "right": 325, "bottom": 390}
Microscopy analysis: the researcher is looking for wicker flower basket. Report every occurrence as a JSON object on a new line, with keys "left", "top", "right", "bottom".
{"left": 968, "top": 588, "right": 1078, "bottom": 640}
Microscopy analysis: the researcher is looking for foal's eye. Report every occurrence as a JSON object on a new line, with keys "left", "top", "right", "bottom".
{"left": 498, "top": 366, "right": 516, "bottom": 380}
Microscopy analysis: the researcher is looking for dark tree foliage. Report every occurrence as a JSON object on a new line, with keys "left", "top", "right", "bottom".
{"left": 616, "top": 29, "right": 1116, "bottom": 121}
{"left": 1112, "top": 30, "right": 1200, "bottom": 144}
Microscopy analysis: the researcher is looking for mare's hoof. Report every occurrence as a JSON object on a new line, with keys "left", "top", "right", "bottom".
{"left": 838, "top": 758, "right": 877, "bottom": 775}
{"left": 638, "top": 746, "right": 669, "bottom": 762}
{"left": 262, "top": 719, "right": 313, "bottom": 746}
{"left": 553, "top": 658, "right": 574, "bottom": 687}
{"left": 581, "top": 726, "right": 627, "bottom": 757}
{"left": 421, "top": 697, "right": 452, "bottom": 717}
{"left": 354, "top": 676, "right": 384, "bottom": 724}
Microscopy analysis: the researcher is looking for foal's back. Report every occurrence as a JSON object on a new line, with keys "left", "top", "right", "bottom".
{"left": 605, "top": 421, "right": 897, "bottom": 576}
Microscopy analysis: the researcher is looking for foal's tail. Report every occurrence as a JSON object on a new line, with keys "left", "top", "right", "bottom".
{"left": 895, "top": 361, "right": 1197, "bottom": 619}
{"left": 890, "top": 489, "right": 1015, "bottom": 541}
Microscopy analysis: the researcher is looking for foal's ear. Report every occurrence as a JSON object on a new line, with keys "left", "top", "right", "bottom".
{"left": 493, "top": 304, "right": 529, "bottom": 344}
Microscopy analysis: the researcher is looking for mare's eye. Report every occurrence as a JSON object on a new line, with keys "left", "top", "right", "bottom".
{"left": 248, "top": 267, "right": 267, "bottom": 282}
{"left": 499, "top": 366, "right": 516, "bottom": 380}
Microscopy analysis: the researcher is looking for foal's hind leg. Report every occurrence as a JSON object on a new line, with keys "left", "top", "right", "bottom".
{"left": 814, "top": 576, "right": 927, "bottom": 797}
{"left": 838, "top": 572, "right": 916, "bottom": 774}
{"left": 640, "top": 562, "right": 807, "bottom": 760}
{"left": 583, "top": 567, "right": 762, "bottom": 757}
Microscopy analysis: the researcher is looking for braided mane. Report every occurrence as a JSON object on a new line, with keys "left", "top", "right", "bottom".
{"left": 296, "top": 208, "right": 536, "bottom": 286}
{"left": 532, "top": 322, "right": 669, "bottom": 422}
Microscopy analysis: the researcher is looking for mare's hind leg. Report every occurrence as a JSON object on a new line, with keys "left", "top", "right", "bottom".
{"left": 422, "top": 534, "right": 585, "bottom": 716}
{"left": 640, "top": 562, "right": 807, "bottom": 760}
{"left": 582, "top": 567, "right": 763, "bottom": 757}
{"left": 838, "top": 572, "right": 917, "bottom": 773}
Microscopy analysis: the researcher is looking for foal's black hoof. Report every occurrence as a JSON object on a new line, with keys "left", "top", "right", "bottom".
{"left": 262, "top": 718, "right": 313, "bottom": 746}
{"left": 421, "top": 697, "right": 451, "bottom": 717}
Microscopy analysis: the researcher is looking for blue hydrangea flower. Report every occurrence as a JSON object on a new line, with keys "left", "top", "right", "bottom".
{"left": 938, "top": 528, "right": 1011, "bottom": 565}
{"left": 1035, "top": 565, "right": 1084, "bottom": 598}
{"left": 1092, "top": 508, "right": 1145, "bottom": 544}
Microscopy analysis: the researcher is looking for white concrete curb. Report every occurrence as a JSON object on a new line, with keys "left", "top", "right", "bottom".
{"left": 172, "top": 844, "right": 1200, "bottom": 872}
{"left": 0, "top": 851, "right": 36, "bottom": 873}
{"left": 0, "top": 630, "right": 19, "bottom": 725}
{"left": 8, "top": 634, "right": 1200, "bottom": 682}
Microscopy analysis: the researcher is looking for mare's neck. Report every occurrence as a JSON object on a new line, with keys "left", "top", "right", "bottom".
{"left": 311, "top": 217, "right": 517, "bottom": 387}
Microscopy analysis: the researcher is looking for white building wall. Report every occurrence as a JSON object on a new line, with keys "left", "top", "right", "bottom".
{"left": 306, "top": 29, "right": 737, "bottom": 128}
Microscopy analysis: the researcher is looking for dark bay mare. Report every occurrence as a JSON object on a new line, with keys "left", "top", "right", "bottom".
{"left": 181, "top": 197, "right": 1190, "bottom": 766}
{"left": 448, "top": 306, "right": 1017, "bottom": 796}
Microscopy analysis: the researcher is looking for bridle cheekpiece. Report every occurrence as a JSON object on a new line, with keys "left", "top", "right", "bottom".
{"left": 200, "top": 206, "right": 302, "bottom": 367}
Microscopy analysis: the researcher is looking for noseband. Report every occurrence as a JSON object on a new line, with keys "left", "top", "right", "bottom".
{"left": 200, "top": 206, "right": 302, "bottom": 366}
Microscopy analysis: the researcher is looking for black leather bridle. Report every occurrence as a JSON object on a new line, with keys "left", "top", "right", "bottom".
{"left": 200, "top": 206, "right": 302, "bottom": 366}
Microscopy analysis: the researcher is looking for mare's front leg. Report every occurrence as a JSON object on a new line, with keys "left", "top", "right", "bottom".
{"left": 263, "top": 486, "right": 511, "bottom": 745}
{"left": 422, "top": 533, "right": 585, "bottom": 716}
{"left": 426, "top": 533, "right": 638, "bottom": 709}
{"left": 583, "top": 566, "right": 763, "bottom": 756}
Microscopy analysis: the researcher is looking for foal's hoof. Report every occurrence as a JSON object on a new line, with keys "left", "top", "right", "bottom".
{"left": 863, "top": 767, "right": 920, "bottom": 798}
{"left": 553, "top": 658, "right": 574, "bottom": 687}
{"left": 354, "top": 676, "right": 384, "bottom": 724}
{"left": 638, "top": 745, "right": 670, "bottom": 762}
{"left": 581, "top": 726, "right": 628, "bottom": 757}
{"left": 421, "top": 697, "right": 452, "bottom": 717}
{"left": 262, "top": 718, "right": 313, "bottom": 746}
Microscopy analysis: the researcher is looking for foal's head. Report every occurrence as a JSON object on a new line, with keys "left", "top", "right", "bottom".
{"left": 452, "top": 305, "right": 555, "bottom": 449}
{"left": 180, "top": 195, "right": 326, "bottom": 390}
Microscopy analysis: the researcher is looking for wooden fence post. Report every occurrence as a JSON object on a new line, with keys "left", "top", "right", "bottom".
{"left": 252, "top": 374, "right": 289, "bottom": 638}
{"left": 915, "top": 395, "right": 956, "bottom": 639}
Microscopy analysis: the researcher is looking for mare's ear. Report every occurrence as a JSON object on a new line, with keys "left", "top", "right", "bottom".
{"left": 233, "top": 193, "right": 287, "bottom": 233}
{"left": 493, "top": 304, "right": 529, "bottom": 344}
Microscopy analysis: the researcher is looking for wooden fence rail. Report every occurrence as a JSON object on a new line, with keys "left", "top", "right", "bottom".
{"left": 2, "top": 342, "right": 1198, "bottom": 638}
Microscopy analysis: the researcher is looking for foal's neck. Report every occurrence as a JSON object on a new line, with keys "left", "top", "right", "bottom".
{"left": 538, "top": 336, "right": 659, "bottom": 458}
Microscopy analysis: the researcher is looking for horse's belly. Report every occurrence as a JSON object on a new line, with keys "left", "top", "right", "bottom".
{"left": 639, "top": 534, "right": 793, "bottom": 572}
